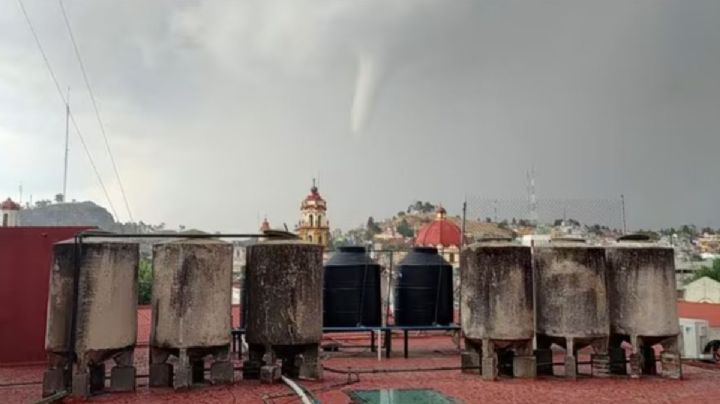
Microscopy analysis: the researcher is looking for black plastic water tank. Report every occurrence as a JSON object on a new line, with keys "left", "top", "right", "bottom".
{"left": 393, "top": 247, "right": 453, "bottom": 326}
{"left": 323, "top": 246, "right": 382, "bottom": 327}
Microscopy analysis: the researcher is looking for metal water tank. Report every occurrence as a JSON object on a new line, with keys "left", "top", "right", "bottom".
{"left": 324, "top": 246, "right": 382, "bottom": 327}
{"left": 44, "top": 238, "right": 138, "bottom": 397}
{"left": 534, "top": 242, "right": 609, "bottom": 341}
{"left": 533, "top": 240, "right": 610, "bottom": 378}
{"left": 394, "top": 247, "right": 453, "bottom": 326}
{"left": 460, "top": 240, "right": 535, "bottom": 379}
{"left": 243, "top": 240, "right": 323, "bottom": 380}
{"left": 149, "top": 239, "right": 234, "bottom": 388}
{"left": 605, "top": 235, "right": 681, "bottom": 378}
{"left": 461, "top": 240, "right": 533, "bottom": 341}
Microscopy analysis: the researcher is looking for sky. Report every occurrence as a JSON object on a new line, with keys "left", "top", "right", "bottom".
{"left": 1, "top": 0, "right": 719, "bottom": 232}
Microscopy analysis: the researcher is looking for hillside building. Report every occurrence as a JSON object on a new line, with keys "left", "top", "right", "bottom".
{"left": 1, "top": 198, "right": 20, "bottom": 227}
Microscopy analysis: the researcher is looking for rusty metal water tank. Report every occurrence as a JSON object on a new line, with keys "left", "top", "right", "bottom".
{"left": 394, "top": 247, "right": 453, "bottom": 326}
{"left": 243, "top": 240, "right": 323, "bottom": 380}
{"left": 44, "top": 238, "right": 139, "bottom": 396}
{"left": 533, "top": 241, "right": 609, "bottom": 340}
{"left": 324, "top": 246, "right": 382, "bottom": 327}
{"left": 461, "top": 240, "right": 533, "bottom": 341}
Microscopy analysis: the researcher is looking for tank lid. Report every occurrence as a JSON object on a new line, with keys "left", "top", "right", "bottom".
{"left": 337, "top": 245, "right": 367, "bottom": 253}
{"left": 326, "top": 245, "right": 378, "bottom": 267}
{"left": 616, "top": 233, "right": 652, "bottom": 242}
{"left": 398, "top": 246, "right": 451, "bottom": 266}
{"left": 262, "top": 230, "right": 300, "bottom": 240}
{"left": 412, "top": 246, "right": 439, "bottom": 254}
{"left": 550, "top": 236, "right": 586, "bottom": 243}
{"left": 476, "top": 236, "right": 514, "bottom": 243}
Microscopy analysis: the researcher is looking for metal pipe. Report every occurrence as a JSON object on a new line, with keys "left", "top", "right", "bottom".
{"left": 77, "top": 232, "right": 272, "bottom": 239}
{"left": 323, "top": 364, "right": 480, "bottom": 374}
{"left": 280, "top": 376, "right": 313, "bottom": 404}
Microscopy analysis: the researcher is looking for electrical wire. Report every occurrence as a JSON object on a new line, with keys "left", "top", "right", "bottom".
{"left": 58, "top": 0, "right": 133, "bottom": 222}
{"left": 16, "top": 0, "right": 119, "bottom": 220}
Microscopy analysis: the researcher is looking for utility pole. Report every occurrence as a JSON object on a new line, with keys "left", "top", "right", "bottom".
{"left": 621, "top": 194, "right": 627, "bottom": 234}
{"left": 62, "top": 87, "right": 71, "bottom": 202}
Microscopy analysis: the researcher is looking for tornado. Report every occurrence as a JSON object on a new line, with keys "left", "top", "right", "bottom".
{"left": 350, "top": 51, "right": 383, "bottom": 134}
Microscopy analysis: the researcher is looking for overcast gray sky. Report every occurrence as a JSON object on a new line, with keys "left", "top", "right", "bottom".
{"left": 1, "top": 0, "right": 719, "bottom": 231}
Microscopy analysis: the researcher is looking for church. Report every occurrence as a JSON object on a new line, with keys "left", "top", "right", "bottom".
{"left": 296, "top": 181, "right": 330, "bottom": 249}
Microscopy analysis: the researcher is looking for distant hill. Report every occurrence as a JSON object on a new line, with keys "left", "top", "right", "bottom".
{"left": 19, "top": 201, "right": 115, "bottom": 229}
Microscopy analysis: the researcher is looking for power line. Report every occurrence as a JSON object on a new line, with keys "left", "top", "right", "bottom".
{"left": 16, "top": 0, "right": 119, "bottom": 220}
{"left": 58, "top": 0, "right": 134, "bottom": 222}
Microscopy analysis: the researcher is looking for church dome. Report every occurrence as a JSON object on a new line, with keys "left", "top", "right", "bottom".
{"left": 1, "top": 198, "right": 20, "bottom": 210}
{"left": 414, "top": 205, "right": 461, "bottom": 248}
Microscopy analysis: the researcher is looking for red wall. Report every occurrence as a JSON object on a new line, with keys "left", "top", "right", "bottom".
{"left": 0, "top": 227, "right": 91, "bottom": 366}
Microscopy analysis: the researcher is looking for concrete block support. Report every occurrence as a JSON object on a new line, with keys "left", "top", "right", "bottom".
{"left": 591, "top": 354, "right": 610, "bottom": 377}
{"left": 461, "top": 350, "right": 481, "bottom": 374}
{"left": 564, "top": 355, "right": 577, "bottom": 380}
{"left": 513, "top": 356, "right": 537, "bottom": 378}
{"left": 211, "top": 361, "right": 234, "bottom": 384}
{"left": 609, "top": 347, "right": 627, "bottom": 375}
{"left": 110, "top": 366, "right": 136, "bottom": 392}
{"left": 149, "top": 363, "right": 173, "bottom": 387}
{"left": 660, "top": 352, "right": 682, "bottom": 380}
{"left": 534, "top": 349, "right": 554, "bottom": 376}
{"left": 482, "top": 357, "right": 498, "bottom": 381}
{"left": 42, "top": 368, "right": 66, "bottom": 398}
{"left": 260, "top": 365, "right": 281, "bottom": 384}
{"left": 297, "top": 345, "right": 322, "bottom": 380}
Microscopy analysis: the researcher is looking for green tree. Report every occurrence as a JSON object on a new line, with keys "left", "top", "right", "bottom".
{"left": 687, "top": 259, "right": 720, "bottom": 284}
{"left": 138, "top": 258, "right": 153, "bottom": 305}
{"left": 396, "top": 218, "right": 414, "bottom": 238}
{"left": 366, "top": 216, "right": 382, "bottom": 239}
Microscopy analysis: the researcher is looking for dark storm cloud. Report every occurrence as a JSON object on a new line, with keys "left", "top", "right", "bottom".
{"left": 1, "top": 0, "right": 718, "bottom": 230}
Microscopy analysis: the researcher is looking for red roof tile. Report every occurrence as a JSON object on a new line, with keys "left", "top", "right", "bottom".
{"left": 677, "top": 301, "right": 720, "bottom": 327}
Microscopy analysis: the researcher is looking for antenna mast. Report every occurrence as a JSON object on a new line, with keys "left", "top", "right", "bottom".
{"left": 62, "top": 87, "right": 70, "bottom": 202}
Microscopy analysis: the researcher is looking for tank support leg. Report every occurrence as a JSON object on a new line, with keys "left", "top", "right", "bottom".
{"left": 660, "top": 336, "right": 682, "bottom": 379}
{"left": 513, "top": 341, "right": 536, "bottom": 379}
{"left": 482, "top": 339, "right": 498, "bottom": 381}
{"left": 149, "top": 347, "right": 173, "bottom": 387}
{"left": 174, "top": 349, "right": 193, "bottom": 389}
{"left": 210, "top": 345, "right": 234, "bottom": 385}
{"left": 564, "top": 338, "right": 577, "bottom": 380}
{"left": 110, "top": 348, "right": 136, "bottom": 392}
{"left": 71, "top": 362, "right": 104, "bottom": 398}
{"left": 297, "top": 344, "right": 323, "bottom": 380}
{"left": 261, "top": 349, "right": 281, "bottom": 384}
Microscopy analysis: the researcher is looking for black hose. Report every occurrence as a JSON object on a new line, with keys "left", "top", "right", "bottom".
{"left": 323, "top": 364, "right": 479, "bottom": 374}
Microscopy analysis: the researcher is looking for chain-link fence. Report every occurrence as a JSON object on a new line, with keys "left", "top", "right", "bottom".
{"left": 465, "top": 196, "right": 625, "bottom": 234}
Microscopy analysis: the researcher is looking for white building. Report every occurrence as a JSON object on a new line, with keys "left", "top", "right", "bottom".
{"left": 1, "top": 198, "right": 20, "bottom": 227}
{"left": 683, "top": 277, "right": 720, "bottom": 304}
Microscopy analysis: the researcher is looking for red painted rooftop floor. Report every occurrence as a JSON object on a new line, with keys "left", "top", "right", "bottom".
{"left": 2, "top": 331, "right": 720, "bottom": 403}
{"left": 3, "top": 306, "right": 720, "bottom": 402}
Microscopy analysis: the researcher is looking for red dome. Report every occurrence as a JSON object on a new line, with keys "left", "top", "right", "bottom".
{"left": 415, "top": 219, "right": 461, "bottom": 248}
{"left": 1, "top": 198, "right": 20, "bottom": 210}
